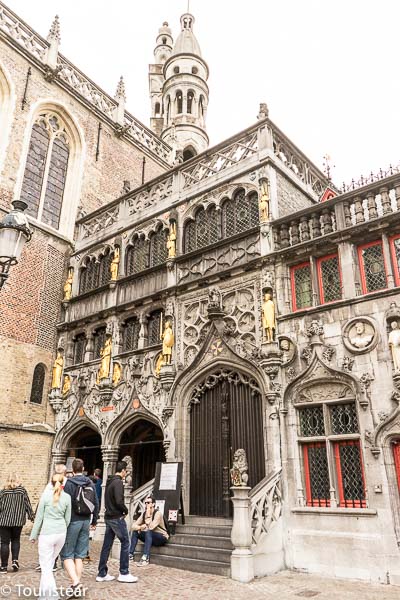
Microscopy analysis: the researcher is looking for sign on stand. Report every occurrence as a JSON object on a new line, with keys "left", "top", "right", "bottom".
{"left": 153, "top": 462, "right": 184, "bottom": 534}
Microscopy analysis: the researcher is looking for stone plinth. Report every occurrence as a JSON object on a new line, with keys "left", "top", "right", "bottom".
{"left": 159, "top": 363, "right": 176, "bottom": 390}
{"left": 230, "top": 486, "right": 254, "bottom": 583}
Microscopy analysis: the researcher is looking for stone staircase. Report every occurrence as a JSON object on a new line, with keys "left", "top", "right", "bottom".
{"left": 132, "top": 516, "right": 233, "bottom": 576}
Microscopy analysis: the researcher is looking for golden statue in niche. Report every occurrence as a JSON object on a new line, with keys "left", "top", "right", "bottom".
{"left": 63, "top": 268, "right": 73, "bottom": 301}
{"left": 167, "top": 223, "right": 177, "bottom": 259}
{"left": 51, "top": 351, "right": 64, "bottom": 389}
{"left": 262, "top": 291, "right": 276, "bottom": 342}
{"left": 259, "top": 179, "right": 270, "bottom": 223}
{"left": 112, "top": 362, "right": 122, "bottom": 385}
{"left": 161, "top": 320, "right": 174, "bottom": 364}
{"left": 110, "top": 247, "right": 120, "bottom": 281}
{"left": 98, "top": 337, "right": 112, "bottom": 379}
{"left": 62, "top": 375, "right": 71, "bottom": 396}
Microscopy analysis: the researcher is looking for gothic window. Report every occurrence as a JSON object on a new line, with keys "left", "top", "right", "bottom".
{"left": 299, "top": 401, "right": 366, "bottom": 508}
{"left": 93, "top": 327, "right": 107, "bottom": 359}
{"left": 29, "top": 363, "right": 46, "bottom": 404}
{"left": 317, "top": 254, "right": 342, "bottom": 304}
{"left": 176, "top": 90, "right": 183, "bottom": 113}
{"left": 166, "top": 96, "right": 171, "bottom": 125}
{"left": 184, "top": 220, "right": 196, "bottom": 253}
{"left": 392, "top": 439, "right": 400, "bottom": 493}
{"left": 187, "top": 91, "right": 194, "bottom": 114}
{"left": 221, "top": 190, "right": 258, "bottom": 238}
{"left": 390, "top": 234, "right": 400, "bottom": 286}
{"left": 291, "top": 262, "right": 312, "bottom": 311}
{"left": 126, "top": 238, "right": 149, "bottom": 275}
{"left": 123, "top": 317, "right": 140, "bottom": 352}
{"left": 149, "top": 228, "right": 168, "bottom": 267}
{"left": 98, "top": 249, "right": 112, "bottom": 287}
{"left": 173, "top": 66, "right": 180, "bottom": 74}
{"left": 79, "top": 258, "right": 97, "bottom": 294}
{"left": 155, "top": 102, "right": 161, "bottom": 116}
{"left": 147, "top": 310, "right": 163, "bottom": 346}
{"left": 358, "top": 240, "right": 387, "bottom": 294}
{"left": 20, "top": 112, "right": 70, "bottom": 230}
{"left": 183, "top": 205, "right": 220, "bottom": 252}
{"left": 74, "top": 333, "right": 86, "bottom": 364}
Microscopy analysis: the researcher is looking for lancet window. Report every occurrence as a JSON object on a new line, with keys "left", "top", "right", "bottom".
{"left": 183, "top": 205, "right": 219, "bottom": 252}
{"left": 123, "top": 317, "right": 140, "bottom": 352}
{"left": 73, "top": 333, "right": 86, "bottom": 365}
{"left": 221, "top": 190, "right": 259, "bottom": 238}
{"left": 147, "top": 310, "right": 163, "bottom": 346}
{"left": 30, "top": 363, "right": 46, "bottom": 404}
{"left": 93, "top": 327, "right": 107, "bottom": 359}
{"left": 149, "top": 227, "right": 168, "bottom": 267}
{"left": 126, "top": 238, "right": 149, "bottom": 275}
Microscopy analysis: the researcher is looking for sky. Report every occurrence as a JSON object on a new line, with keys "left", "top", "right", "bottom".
{"left": 5, "top": 0, "right": 400, "bottom": 186}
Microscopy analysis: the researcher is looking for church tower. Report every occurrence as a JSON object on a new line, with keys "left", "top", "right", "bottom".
{"left": 149, "top": 21, "right": 174, "bottom": 137}
{"left": 149, "top": 13, "right": 209, "bottom": 160}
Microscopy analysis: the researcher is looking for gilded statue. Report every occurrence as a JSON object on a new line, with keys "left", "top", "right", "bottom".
{"left": 161, "top": 321, "right": 174, "bottom": 364}
{"left": 63, "top": 268, "right": 73, "bottom": 301}
{"left": 262, "top": 291, "right": 276, "bottom": 342}
{"left": 110, "top": 247, "right": 120, "bottom": 281}
{"left": 98, "top": 337, "right": 112, "bottom": 379}
{"left": 112, "top": 362, "right": 122, "bottom": 385}
{"left": 389, "top": 321, "right": 400, "bottom": 372}
{"left": 230, "top": 449, "right": 249, "bottom": 487}
{"left": 51, "top": 351, "right": 64, "bottom": 389}
{"left": 155, "top": 353, "right": 164, "bottom": 376}
{"left": 62, "top": 375, "right": 71, "bottom": 396}
{"left": 167, "top": 223, "right": 177, "bottom": 259}
{"left": 259, "top": 179, "right": 270, "bottom": 223}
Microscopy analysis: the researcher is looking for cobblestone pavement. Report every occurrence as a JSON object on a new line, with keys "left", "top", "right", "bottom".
{"left": 0, "top": 538, "right": 398, "bottom": 599}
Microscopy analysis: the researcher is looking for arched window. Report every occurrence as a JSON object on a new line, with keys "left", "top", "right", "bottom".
{"left": 183, "top": 205, "right": 220, "bottom": 252}
{"left": 74, "top": 333, "right": 86, "bottom": 364}
{"left": 183, "top": 146, "right": 196, "bottom": 162}
{"left": 155, "top": 102, "right": 161, "bottom": 116}
{"left": 176, "top": 91, "right": 183, "bottom": 114}
{"left": 199, "top": 95, "right": 204, "bottom": 117}
{"left": 30, "top": 363, "right": 46, "bottom": 404}
{"left": 93, "top": 327, "right": 107, "bottom": 359}
{"left": 222, "top": 190, "right": 259, "bottom": 238}
{"left": 79, "top": 257, "right": 99, "bottom": 294}
{"left": 173, "top": 66, "right": 180, "bottom": 75}
{"left": 20, "top": 112, "right": 70, "bottom": 230}
{"left": 192, "top": 66, "right": 198, "bottom": 75}
{"left": 98, "top": 249, "right": 112, "bottom": 287}
{"left": 162, "top": 37, "right": 167, "bottom": 44}
{"left": 126, "top": 237, "right": 149, "bottom": 275}
{"left": 166, "top": 96, "right": 171, "bottom": 124}
{"left": 150, "top": 227, "right": 168, "bottom": 267}
{"left": 187, "top": 91, "right": 194, "bottom": 114}
{"left": 123, "top": 317, "right": 140, "bottom": 352}
{"left": 147, "top": 310, "right": 163, "bottom": 346}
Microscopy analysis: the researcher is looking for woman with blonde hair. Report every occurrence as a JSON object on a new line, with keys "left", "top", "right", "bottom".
{"left": 0, "top": 473, "right": 34, "bottom": 573}
{"left": 30, "top": 474, "right": 71, "bottom": 598}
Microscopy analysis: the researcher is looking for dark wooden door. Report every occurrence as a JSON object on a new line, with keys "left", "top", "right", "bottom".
{"left": 189, "top": 370, "right": 265, "bottom": 517}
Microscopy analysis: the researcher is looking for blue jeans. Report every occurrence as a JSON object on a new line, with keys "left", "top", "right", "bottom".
{"left": 61, "top": 520, "right": 90, "bottom": 560}
{"left": 129, "top": 530, "right": 167, "bottom": 558}
{"left": 98, "top": 518, "right": 130, "bottom": 577}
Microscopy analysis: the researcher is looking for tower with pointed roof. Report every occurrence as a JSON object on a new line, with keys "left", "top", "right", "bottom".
{"left": 149, "top": 13, "right": 209, "bottom": 160}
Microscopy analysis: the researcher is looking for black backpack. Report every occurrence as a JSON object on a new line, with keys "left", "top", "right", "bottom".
{"left": 72, "top": 482, "right": 96, "bottom": 516}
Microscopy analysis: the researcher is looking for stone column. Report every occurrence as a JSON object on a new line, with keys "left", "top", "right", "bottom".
{"left": 94, "top": 445, "right": 119, "bottom": 541}
{"left": 230, "top": 486, "right": 254, "bottom": 583}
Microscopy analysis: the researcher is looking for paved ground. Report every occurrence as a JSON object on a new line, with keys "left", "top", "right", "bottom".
{"left": 0, "top": 538, "right": 398, "bottom": 599}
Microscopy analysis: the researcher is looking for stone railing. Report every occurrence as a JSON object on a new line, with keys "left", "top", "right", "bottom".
{"left": 273, "top": 174, "right": 400, "bottom": 250}
{"left": 249, "top": 468, "right": 282, "bottom": 547}
{"left": 126, "top": 478, "right": 154, "bottom": 530}
{"left": 0, "top": 1, "right": 172, "bottom": 164}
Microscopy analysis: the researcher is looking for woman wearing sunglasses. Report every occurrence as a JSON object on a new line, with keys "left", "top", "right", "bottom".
{"left": 129, "top": 496, "right": 169, "bottom": 566}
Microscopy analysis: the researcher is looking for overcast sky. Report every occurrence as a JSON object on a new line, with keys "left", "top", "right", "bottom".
{"left": 6, "top": 0, "right": 400, "bottom": 186}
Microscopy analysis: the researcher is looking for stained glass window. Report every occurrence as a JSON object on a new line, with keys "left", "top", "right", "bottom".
{"left": 150, "top": 228, "right": 168, "bottom": 267}
{"left": 318, "top": 254, "right": 341, "bottom": 304}
{"left": 222, "top": 190, "right": 259, "bottom": 238}
{"left": 359, "top": 241, "right": 387, "bottom": 293}
{"left": 334, "top": 441, "right": 366, "bottom": 508}
{"left": 291, "top": 263, "right": 312, "bottom": 310}
{"left": 30, "top": 363, "right": 46, "bottom": 404}
{"left": 126, "top": 238, "right": 149, "bottom": 275}
{"left": 74, "top": 333, "right": 86, "bottom": 364}
{"left": 123, "top": 318, "right": 140, "bottom": 352}
{"left": 147, "top": 310, "right": 163, "bottom": 346}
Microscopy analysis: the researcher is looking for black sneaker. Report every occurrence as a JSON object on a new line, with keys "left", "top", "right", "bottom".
{"left": 0, "top": 567, "right": 7, "bottom": 574}
{"left": 12, "top": 560, "right": 19, "bottom": 572}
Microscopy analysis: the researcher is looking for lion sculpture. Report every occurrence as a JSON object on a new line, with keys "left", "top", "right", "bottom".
{"left": 230, "top": 448, "right": 249, "bottom": 487}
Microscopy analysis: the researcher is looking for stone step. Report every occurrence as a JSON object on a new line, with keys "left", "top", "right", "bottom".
{"left": 171, "top": 533, "right": 233, "bottom": 550}
{"left": 175, "top": 524, "right": 232, "bottom": 537}
{"left": 136, "top": 552, "right": 231, "bottom": 577}
{"left": 134, "top": 541, "right": 232, "bottom": 564}
{"left": 183, "top": 515, "right": 233, "bottom": 526}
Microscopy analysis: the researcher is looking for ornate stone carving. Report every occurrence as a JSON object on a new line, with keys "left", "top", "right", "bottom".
{"left": 230, "top": 449, "right": 249, "bottom": 487}
{"left": 341, "top": 356, "right": 354, "bottom": 372}
{"left": 322, "top": 346, "right": 335, "bottom": 363}
{"left": 306, "top": 320, "right": 324, "bottom": 339}
{"left": 342, "top": 317, "right": 378, "bottom": 355}
{"left": 278, "top": 337, "right": 296, "bottom": 366}
{"left": 301, "top": 346, "right": 313, "bottom": 366}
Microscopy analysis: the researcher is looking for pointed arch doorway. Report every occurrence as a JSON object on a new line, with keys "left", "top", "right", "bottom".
{"left": 189, "top": 369, "right": 265, "bottom": 517}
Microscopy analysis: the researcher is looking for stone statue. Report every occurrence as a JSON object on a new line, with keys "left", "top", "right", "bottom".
{"left": 350, "top": 321, "right": 373, "bottom": 349}
{"left": 230, "top": 449, "right": 249, "bottom": 487}
{"left": 262, "top": 292, "right": 276, "bottom": 342}
{"left": 389, "top": 321, "right": 400, "bottom": 372}
{"left": 51, "top": 351, "right": 64, "bottom": 389}
{"left": 167, "top": 223, "right": 177, "bottom": 259}
{"left": 63, "top": 268, "right": 73, "bottom": 301}
{"left": 122, "top": 454, "right": 133, "bottom": 487}
{"left": 112, "top": 362, "right": 122, "bottom": 385}
{"left": 259, "top": 179, "right": 270, "bottom": 222}
{"left": 110, "top": 247, "right": 120, "bottom": 281}
{"left": 98, "top": 337, "right": 112, "bottom": 379}
{"left": 62, "top": 375, "right": 71, "bottom": 396}
{"left": 162, "top": 321, "right": 174, "bottom": 364}
{"left": 208, "top": 286, "right": 222, "bottom": 310}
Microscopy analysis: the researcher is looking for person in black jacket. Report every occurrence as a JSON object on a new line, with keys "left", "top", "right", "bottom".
{"left": 96, "top": 461, "right": 137, "bottom": 584}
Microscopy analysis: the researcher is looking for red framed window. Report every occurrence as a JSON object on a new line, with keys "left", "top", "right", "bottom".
{"left": 291, "top": 262, "right": 312, "bottom": 311}
{"left": 393, "top": 440, "right": 400, "bottom": 492}
{"left": 303, "top": 443, "right": 330, "bottom": 507}
{"left": 389, "top": 234, "right": 400, "bottom": 287}
{"left": 316, "top": 254, "right": 342, "bottom": 304}
{"left": 358, "top": 240, "right": 387, "bottom": 294}
{"left": 334, "top": 441, "right": 366, "bottom": 508}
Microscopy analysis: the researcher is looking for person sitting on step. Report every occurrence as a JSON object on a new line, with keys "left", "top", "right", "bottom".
{"left": 129, "top": 495, "right": 169, "bottom": 566}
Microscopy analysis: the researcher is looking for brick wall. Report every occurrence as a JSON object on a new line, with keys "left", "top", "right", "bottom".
{"left": 276, "top": 172, "right": 315, "bottom": 217}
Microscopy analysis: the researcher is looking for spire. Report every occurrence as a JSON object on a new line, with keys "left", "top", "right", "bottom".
{"left": 172, "top": 13, "right": 201, "bottom": 56}
{"left": 115, "top": 76, "right": 126, "bottom": 102}
{"left": 47, "top": 15, "right": 61, "bottom": 43}
{"left": 114, "top": 76, "right": 126, "bottom": 126}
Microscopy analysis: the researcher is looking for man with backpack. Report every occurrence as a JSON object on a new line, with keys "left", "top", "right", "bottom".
{"left": 129, "top": 494, "right": 169, "bottom": 566}
{"left": 61, "top": 458, "right": 99, "bottom": 596}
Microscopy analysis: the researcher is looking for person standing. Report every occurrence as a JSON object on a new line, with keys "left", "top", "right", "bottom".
{"left": 61, "top": 459, "right": 99, "bottom": 595}
{"left": 96, "top": 461, "right": 137, "bottom": 584}
{"left": 129, "top": 495, "right": 169, "bottom": 566}
{"left": 30, "top": 474, "right": 71, "bottom": 597}
{"left": 0, "top": 474, "right": 34, "bottom": 573}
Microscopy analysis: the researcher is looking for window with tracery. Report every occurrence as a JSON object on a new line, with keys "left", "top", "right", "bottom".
{"left": 298, "top": 401, "right": 366, "bottom": 508}
{"left": 147, "top": 310, "right": 163, "bottom": 346}
{"left": 358, "top": 240, "right": 387, "bottom": 294}
{"left": 317, "top": 254, "right": 342, "bottom": 304}
{"left": 74, "top": 333, "right": 86, "bottom": 364}
{"left": 176, "top": 90, "right": 183, "bottom": 113}
{"left": 98, "top": 249, "right": 112, "bottom": 287}
{"left": 291, "top": 262, "right": 313, "bottom": 311}
{"left": 30, "top": 363, "right": 46, "bottom": 404}
{"left": 126, "top": 238, "right": 149, "bottom": 275}
{"left": 184, "top": 205, "right": 220, "bottom": 253}
{"left": 20, "top": 112, "right": 70, "bottom": 230}
{"left": 123, "top": 317, "right": 141, "bottom": 352}
{"left": 187, "top": 91, "right": 194, "bottom": 114}
{"left": 150, "top": 228, "right": 168, "bottom": 267}
{"left": 222, "top": 190, "right": 258, "bottom": 238}
{"left": 93, "top": 327, "right": 107, "bottom": 359}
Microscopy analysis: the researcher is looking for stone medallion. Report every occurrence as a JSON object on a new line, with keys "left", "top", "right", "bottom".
{"left": 342, "top": 317, "right": 378, "bottom": 354}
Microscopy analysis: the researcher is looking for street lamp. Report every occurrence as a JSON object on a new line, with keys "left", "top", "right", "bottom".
{"left": 0, "top": 200, "right": 32, "bottom": 290}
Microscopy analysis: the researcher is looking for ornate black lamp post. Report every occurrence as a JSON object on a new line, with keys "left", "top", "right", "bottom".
{"left": 0, "top": 200, "right": 32, "bottom": 290}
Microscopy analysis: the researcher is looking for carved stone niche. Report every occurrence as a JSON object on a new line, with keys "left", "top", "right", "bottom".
{"left": 278, "top": 336, "right": 296, "bottom": 366}
{"left": 342, "top": 316, "right": 379, "bottom": 355}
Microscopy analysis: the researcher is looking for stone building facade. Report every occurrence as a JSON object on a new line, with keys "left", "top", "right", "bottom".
{"left": 2, "top": 1, "right": 400, "bottom": 586}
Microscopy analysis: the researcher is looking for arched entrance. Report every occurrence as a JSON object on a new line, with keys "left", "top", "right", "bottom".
{"left": 189, "top": 369, "right": 265, "bottom": 517}
{"left": 67, "top": 425, "right": 102, "bottom": 477}
{"left": 119, "top": 419, "right": 165, "bottom": 489}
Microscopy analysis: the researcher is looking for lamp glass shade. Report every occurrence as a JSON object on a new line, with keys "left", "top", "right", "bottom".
{"left": 0, "top": 227, "right": 27, "bottom": 261}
